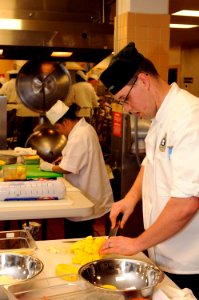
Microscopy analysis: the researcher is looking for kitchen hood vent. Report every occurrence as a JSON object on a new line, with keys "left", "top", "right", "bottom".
{"left": 0, "top": 0, "right": 115, "bottom": 62}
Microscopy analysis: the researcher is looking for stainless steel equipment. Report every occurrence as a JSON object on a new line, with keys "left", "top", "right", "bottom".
{"left": 79, "top": 258, "right": 163, "bottom": 299}
{"left": 0, "top": 253, "right": 43, "bottom": 284}
{"left": 110, "top": 109, "right": 150, "bottom": 238}
{"left": 111, "top": 110, "right": 150, "bottom": 199}
{"left": 16, "top": 61, "right": 71, "bottom": 113}
{"left": 26, "top": 124, "right": 67, "bottom": 162}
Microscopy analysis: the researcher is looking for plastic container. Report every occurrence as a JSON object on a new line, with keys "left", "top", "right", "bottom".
{"left": 3, "top": 165, "right": 27, "bottom": 181}
{"left": 5, "top": 275, "right": 124, "bottom": 300}
{"left": 0, "top": 230, "right": 37, "bottom": 255}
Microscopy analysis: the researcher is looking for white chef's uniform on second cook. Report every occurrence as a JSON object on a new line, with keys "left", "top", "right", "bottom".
{"left": 59, "top": 117, "right": 113, "bottom": 221}
{"left": 142, "top": 82, "right": 199, "bottom": 274}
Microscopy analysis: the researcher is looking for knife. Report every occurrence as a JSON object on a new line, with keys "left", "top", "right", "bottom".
{"left": 108, "top": 213, "right": 123, "bottom": 237}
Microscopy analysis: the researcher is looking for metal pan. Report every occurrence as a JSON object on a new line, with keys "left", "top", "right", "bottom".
{"left": 16, "top": 60, "right": 71, "bottom": 113}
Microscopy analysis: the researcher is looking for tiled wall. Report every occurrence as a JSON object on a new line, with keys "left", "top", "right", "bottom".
{"left": 114, "top": 12, "right": 170, "bottom": 81}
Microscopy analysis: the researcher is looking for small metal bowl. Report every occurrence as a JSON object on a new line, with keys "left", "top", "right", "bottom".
{"left": 78, "top": 258, "right": 164, "bottom": 299}
{"left": 0, "top": 253, "right": 43, "bottom": 286}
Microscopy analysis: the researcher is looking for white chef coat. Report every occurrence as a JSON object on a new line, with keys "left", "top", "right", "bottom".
{"left": 0, "top": 78, "right": 39, "bottom": 116}
{"left": 66, "top": 81, "right": 99, "bottom": 116}
{"left": 59, "top": 118, "right": 113, "bottom": 221}
{"left": 142, "top": 83, "right": 199, "bottom": 274}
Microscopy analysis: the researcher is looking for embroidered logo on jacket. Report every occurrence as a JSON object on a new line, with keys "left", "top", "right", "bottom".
{"left": 159, "top": 133, "right": 167, "bottom": 152}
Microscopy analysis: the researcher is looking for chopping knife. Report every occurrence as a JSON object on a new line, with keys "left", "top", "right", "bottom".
{"left": 108, "top": 213, "right": 123, "bottom": 237}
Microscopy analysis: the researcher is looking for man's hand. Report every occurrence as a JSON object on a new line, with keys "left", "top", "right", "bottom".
{"left": 40, "top": 161, "right": 53, "bottom": 171}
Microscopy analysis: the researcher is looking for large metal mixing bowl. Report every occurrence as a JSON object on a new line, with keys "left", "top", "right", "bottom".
{"left": 0, "top": 253, "right": 43, "bottom": 285}
{"left": 78, "top": 258, "right": 164, "bottom": 299}
{"left": 26, "top": 125, "right": 67, "bottom": 163}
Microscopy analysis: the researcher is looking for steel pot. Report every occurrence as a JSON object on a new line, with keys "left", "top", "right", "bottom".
{"left": 26, "top": 124, "right": 67, "bottom": 163}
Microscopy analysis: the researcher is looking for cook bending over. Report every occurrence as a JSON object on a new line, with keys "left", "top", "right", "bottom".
{"left": 99, "top": 42, "right": 199, "bottom": 297}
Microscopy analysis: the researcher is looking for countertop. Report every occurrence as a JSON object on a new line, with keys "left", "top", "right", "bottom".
{"left": 3, "top": 239, "right": 181, "bottom": 300}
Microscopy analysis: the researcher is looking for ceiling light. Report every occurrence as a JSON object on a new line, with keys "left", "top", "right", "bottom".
{"left": 51, "top": 51, "right": 73, "bottom": 57}
{"left": 0, "top": 49, "right": 3, "bottom": 55}
{"left": 170, "top": 24, "right": 198, "bottom": 29}
{"left": 0, "top": 19, "right": 22, "bottom": 30}
{"left": 172, "top": 10, "right": 199, "bottom": 17}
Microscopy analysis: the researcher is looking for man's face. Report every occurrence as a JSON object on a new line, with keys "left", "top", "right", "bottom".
{"left": 113, "top": 73, "right": 157, "bottom": 119}
{"left": 55, "top": 119, "right": 71, "bottom": 136}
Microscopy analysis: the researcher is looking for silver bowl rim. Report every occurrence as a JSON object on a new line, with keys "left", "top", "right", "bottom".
{"left": 0, "top": 252, "right": 44, "bottom": 283}
{"left": 78, "top": 257, "right": 164, "bottom": 292}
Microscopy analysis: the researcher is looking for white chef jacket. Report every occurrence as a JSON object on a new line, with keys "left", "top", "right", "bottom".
{"left": 142, "top": 83, "right": 199, "bottom": 274}
{"left": 66, "top": 82, "right": 99, "bottom": 116}
{"left": 0, "top": 78, "right": 39, "bottom": 116}
{"left": 59, "top": 118, "right": 113, "bottom": 221}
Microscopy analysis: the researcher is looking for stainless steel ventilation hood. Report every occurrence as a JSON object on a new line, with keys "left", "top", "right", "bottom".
{"left": 0, "top": 0, "right": 115, "bottom": 62}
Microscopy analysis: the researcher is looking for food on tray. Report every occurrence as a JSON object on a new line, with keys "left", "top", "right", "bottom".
{"left": 70, "top": 235, "right": 106, "bottom": 265}
{"left": 101, "top": 284, "right": 118, "bottom": 290}
{"left": 16, "top": 165, "right": 27, "bottom": 180}
{"left": 55, "top": 263, "right": 79, "bottom": 281}
{"left": 0, "top": 160, "right": 6, "bottom": 166}
{"left": 0, "top": 275, "right": 17, "bottom": 285}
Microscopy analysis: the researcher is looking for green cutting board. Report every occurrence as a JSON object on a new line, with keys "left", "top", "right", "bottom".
{"left": 26, "top": 165, "right": 63, "bottom": 179}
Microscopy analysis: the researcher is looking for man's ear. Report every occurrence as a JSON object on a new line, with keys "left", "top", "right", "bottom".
{"left": 138, "top": 73, "right": 150, "bottom": 89}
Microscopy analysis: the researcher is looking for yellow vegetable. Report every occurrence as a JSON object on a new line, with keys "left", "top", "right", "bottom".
{"left": 101, "top": 284, "right": 118, "bottom": 290}
{"left": 0, "top": 160, "right": 6, "bottom": 166}
{"left": 55, "top": 263, "right": 79, "bottom": 281}
{"left": 70, "top": 236, "right": 106, "bottom": 265}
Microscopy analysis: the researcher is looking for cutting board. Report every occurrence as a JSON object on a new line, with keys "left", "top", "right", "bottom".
{"left": 26, "top": 165, "right": 63, "bottom": 179}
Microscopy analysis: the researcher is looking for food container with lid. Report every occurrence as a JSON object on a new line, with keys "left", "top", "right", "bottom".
{"left": 0, "top": 230, "right": 37, "bottom": 255}
{"left": 2, "top": 164, "right": 27, "bottom": 181}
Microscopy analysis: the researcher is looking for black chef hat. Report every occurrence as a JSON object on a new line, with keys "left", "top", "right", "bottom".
{"left": 100, "top": 42, "right": 145, "bottom": 95}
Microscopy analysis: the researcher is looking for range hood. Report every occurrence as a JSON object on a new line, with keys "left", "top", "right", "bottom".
{"left": 0, "top": 0, "right": 115, "bottom": 63}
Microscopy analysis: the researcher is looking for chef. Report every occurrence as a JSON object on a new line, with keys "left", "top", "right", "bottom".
{"left": 40, "top": 100, "right": 113, "bottom": 238}
{"left": 99, "top": 42, "right": 199, "bottom": 297}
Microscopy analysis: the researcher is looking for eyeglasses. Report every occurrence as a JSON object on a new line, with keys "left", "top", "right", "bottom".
{"left": 116, "top": 77, "right": 137, "bottom": 105}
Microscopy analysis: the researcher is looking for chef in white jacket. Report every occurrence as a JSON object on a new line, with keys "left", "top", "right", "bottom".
{"left": 99, "top": 42, "right": 199, "bottom": 297}
{"left": 40, "top": 100, "right": 113, "bottom": 238}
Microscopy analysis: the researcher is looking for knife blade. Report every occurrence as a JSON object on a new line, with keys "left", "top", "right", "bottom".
{"left": 108, "top": 221, "right": 120, "bottom": 237}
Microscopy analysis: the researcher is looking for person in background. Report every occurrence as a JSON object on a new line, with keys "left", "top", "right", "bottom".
{"left": 88, "top": 73, "right": 99, "bottom": 90}
{"left": 0, "top": 69, "right": 39, "bottom": 146}
{"left": 65, "top": 70, "right": 99, "bottom": 119}
{"left": 99, "top": 42, "right": 199, "bottom": 297}
{"left": 40, "top": 100, "right": 113, "bottom": 238}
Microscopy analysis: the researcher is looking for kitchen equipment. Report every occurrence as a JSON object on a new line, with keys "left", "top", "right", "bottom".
{"left": 3, "top": 164, "right": 27, "bottom": 181}
{"left": 6, "top": 274, "right": 124, "bottom": 300}
{"left": 0, "top": 253, "right": 43, "bottom": 285}
{"left": 25, "top": 125, "right": 67, "bottom": 163}
{"left": 108, "top": 221, "right": 120, "bottom": 237}
{"left": 16, "top": 61, "right": 71, "bottom": 114}
{"left": 78, "top": 258, "right": 164, "bottom": 299}
{"left": 0, "top": 155, "right": 17, "bottom": 165}
{"left": 26, "top": 164, "right": 63, "bottom": 179}
{"left": 0, "top": 230, "right": 37, "bottom": 255}
{"left": 0, "top": 178, "right": 66, "bottom": 201}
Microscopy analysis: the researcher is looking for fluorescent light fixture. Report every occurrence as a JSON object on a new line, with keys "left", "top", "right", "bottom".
{"left": 0, "top": 49, "right": 3, "bottom": 55}
{"left": 0, "top": 19, "right": 22, "bottom": 30}
{"left": 170, "top": 24, "right": 198, "bottom": 29}
{"left": 172, "top": 10, "right": 199, "bottom": 17}
{"left": 51, "top": 51, "right": 73, "bottom": 57}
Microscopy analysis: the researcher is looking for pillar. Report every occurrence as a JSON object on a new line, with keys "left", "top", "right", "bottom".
{"left": 115, "top": 0, "right": 170, "bottom": 80}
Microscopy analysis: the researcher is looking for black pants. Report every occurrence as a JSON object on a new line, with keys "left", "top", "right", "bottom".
{"left": 165, "top": 272, "right": 199, "bottom": 298}
{"left": 64, "top": 219, "right": 95, "bottom": 239}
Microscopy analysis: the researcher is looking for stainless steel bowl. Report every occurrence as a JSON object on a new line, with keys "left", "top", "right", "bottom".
{"left": 78, "top": 258, "right": 164, "bottom": 299}
{"left": 0, "top": 253, "right": 43, "bottom": 285}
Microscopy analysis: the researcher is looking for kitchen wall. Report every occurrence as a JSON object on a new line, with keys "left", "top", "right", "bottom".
{"left": 169, "top": 46, "right": 199, "bottom": 97}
